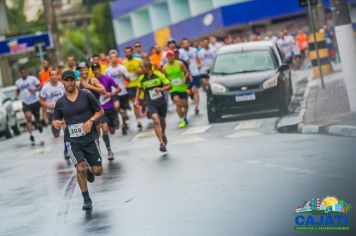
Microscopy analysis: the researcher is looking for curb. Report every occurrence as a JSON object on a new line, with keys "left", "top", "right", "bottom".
{"left": 297, "top": 74, "right": 315, "bottom": 133}
{"left": 297, "top": 79, "right": 356, "bottom": 137}
{"left": 327, "top": 125, "right": 356, "bottom": 137}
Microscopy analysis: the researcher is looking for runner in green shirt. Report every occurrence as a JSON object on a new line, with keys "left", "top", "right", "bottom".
{"left": 135, "top": 61, "right": 171, "bottom": 152}
{"left": 162, "top": 50, "right": 192, "bottom": 128}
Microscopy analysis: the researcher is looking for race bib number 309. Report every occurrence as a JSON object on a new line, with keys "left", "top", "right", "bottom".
{"left": 68, "top": 123, "right": 85, "bottom": 138}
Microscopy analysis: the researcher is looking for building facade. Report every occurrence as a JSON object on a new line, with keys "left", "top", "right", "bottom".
{"left": 110, "top": 0, "right": 354, "bottom": 53}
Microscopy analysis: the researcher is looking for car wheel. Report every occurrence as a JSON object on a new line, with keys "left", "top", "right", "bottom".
{"left": 207, "top": 102, "right": 220, "bottom": 123}
{"left": 278, "top": 83, "right": 289, "bottom": 115}
{"left": 12, "top": 122, "right": 21, "bottom": 136}
{"left": 4, "top": 124, "right": 12, "bottom": 139}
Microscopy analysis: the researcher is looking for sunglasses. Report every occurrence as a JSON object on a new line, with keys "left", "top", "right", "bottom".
{"left": 63, "top": 77, "right": 76, "bottom": 81}
{"left": 134, "top": 45, "right": 142, "bottom": 48}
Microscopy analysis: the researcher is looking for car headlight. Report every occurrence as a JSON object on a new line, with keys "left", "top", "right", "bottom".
{"left": 210, "top": 83, "right": 227, "bottom": 94}
{"left": 262, "top": 76, "right": 278, "bottom": 89}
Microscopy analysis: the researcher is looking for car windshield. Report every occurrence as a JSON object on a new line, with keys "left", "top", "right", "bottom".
{"left": 3, "top": 89, "right": 17, "bottom": 101}
{"left": 212, "top": 50, "right": 277, "bottom": 75}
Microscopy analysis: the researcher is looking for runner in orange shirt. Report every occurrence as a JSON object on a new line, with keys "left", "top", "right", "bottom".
{"left": 38, "top": 59, "right": 51, "bottom": 86}
{"left": 150, "top": 44, "right": 163, "bottom": 71}
{"left": 38, "top": 59, "right": 52, "bottom": 125}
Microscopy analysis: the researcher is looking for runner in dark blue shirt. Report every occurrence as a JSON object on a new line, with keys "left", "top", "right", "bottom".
{"left": 52, "top": 70, "right": 104, "bottom": 211}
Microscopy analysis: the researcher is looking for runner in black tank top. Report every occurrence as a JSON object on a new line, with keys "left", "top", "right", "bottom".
{"left": 79, "top": 79, "right": 101, "bottom": 100}
{"left": 77, "top": 62, "right": 105, "bottom": 101}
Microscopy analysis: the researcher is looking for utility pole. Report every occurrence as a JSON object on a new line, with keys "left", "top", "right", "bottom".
{"left": 330, "top": 0, "right": 356, "bottom": 111}
{"left": 43, "top": 0, "right": 61, "bottom": 63}
{"left": 315, "top": 0, "right": 326, "bottom": 30}
{"left": 306, "top": 0, "right": 325, "bottom": 88}
{"left": 82, "top": 19, "right": 93, "bottom": 57}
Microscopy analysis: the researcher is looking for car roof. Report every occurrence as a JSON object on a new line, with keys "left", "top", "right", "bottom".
{"left": 0, "top": 85, "right": 17, "bottom": 92}
{"left": 217, "top": 41, "right": 277, "bottom": 55}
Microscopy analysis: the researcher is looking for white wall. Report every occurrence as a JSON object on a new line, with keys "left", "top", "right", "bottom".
{"left": 149, "top": 2, "right": 171, "bottom": 30}
{"left": 189, "top": 0, "right": 214, "bottom": 17}
{"left": 168, "top": 0, "right": 191, "bottom": 24}
{"left": 131, "top": 8, "right": 152, "bottom": 37}
{"left": 114, "top": 16, "right": 134, "bottom": 43}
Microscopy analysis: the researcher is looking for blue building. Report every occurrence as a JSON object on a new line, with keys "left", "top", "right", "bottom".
{"left": 110, "top": 0, "right": 355, "bottom": 52}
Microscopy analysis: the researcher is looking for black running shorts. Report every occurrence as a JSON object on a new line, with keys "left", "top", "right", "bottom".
{"left": 22, "top": 101, "right": 40, "bottom": 115}
{"left": 101, "top": 108, "right": 117, "bottom": 128}
{"left": 147, "top": 102, "right": 167, "bottom": 118}
{"left": 65, "top": 140, "right": 102, "bottom": 167}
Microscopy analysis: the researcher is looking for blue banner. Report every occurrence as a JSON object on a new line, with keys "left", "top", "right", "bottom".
{"left": 0, "top": 32, "right": 52, "bottom": 56}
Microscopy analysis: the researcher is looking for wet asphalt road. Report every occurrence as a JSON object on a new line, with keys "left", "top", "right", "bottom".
{"left": 1, "top": 84, "right": 356, "bottom": 236}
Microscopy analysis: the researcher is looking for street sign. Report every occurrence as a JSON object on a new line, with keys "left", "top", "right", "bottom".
{"left": 299, "top": 0, "right": 318, "bottom": 7}
{"left": 34, "top": 41, "right": 47, "bottom": 61}
{"left": 0, "top": 32, "right": 52, "bottom": 56}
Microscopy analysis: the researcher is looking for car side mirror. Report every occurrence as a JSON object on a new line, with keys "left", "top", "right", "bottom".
{"left": 279, "top": 63, "right": 289, "bottom": 71}
{"left": 2, "top": 97, "right": 11, "bottom": 104}
{"left": 283, "top": 57, "right": 293, "bottom": 64}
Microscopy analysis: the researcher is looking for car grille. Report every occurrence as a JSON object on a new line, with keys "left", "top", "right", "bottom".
{"left": 228, "top": 84, "right": 261, "bottom": 92}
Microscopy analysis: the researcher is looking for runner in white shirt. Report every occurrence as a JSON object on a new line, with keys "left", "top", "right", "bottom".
{"left": 209, "top": 36, "right": 223, "bottom": 55}
{"left": 15, "top": 67, "right": 42, "bottom": 146}
{"left": 180, "top": 38, "right": 201, "bottom": 114}
{"left": 105, "top": 49, "right": 131, "bottom": 135}
{"left": 198, "top": 38, "right": 216, "bottom": 90}
{"left": 277, "top": 31, "right": 297, "bottom": 60}
{"left": 160, "top": 39, "right": 189, "bottom": 68}
{"left": 40, "top": 68, "right": 65, "bottom": 137}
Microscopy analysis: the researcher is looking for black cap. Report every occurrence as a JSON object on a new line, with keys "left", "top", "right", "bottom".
{"left": 91, "top": 63, "right": 101, "bottom": 70}
{"left": 62, "top": 70, "right": 76, "bottom": 80}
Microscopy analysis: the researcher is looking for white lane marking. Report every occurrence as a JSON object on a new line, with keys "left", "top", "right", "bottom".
{"left": 225, "top": 130, "right": 263, "bottom": 139}
{"left": 131, "top": 130, "right": 156, "bottom": 141}
{"left": 172, "top": 136, "right": 206, "bottom": 145}
{"left": 234, "top": 119, "right": 264, "bottom": 130}
{"left": 182, "top": 125, "right": 211, "bottom": 135}
{"left": 247, "top": 160, "right": 315, "bottom": 175}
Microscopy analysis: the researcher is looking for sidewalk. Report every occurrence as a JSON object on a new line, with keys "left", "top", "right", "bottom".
{"left": 300, "top": 64, "right": 356, "bottom": 136}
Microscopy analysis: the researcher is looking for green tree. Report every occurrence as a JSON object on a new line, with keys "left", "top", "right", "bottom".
{"left": 6, "top": 0, "right": 46, "bottom": 35}
{"left": 91, "top": 3, "right": 116, "bottom": 53}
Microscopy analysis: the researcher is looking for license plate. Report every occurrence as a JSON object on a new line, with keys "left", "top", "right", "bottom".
{"left": 235, "top": 93, "right": 256, "bottom": 102}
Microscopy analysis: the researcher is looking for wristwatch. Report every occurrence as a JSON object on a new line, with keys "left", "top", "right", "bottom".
{"left": 90, "top": 118, "right": 95, "bottom": 123}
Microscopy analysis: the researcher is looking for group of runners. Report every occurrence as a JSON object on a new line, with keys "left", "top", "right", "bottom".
{"left": 14, "top": 36, "right": 222, "bottom": 210}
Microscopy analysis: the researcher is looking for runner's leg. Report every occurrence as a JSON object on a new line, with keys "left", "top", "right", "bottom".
{"left": 152, "top": 113, "right": 164, "bottom": 144}
{"left": 172, "top": 95, "right": 183, "bottom": 119}
{"left": 192, "top": 85, "right": 200, "bottom": 114}
{"left": 76, "top": 162, "right": 88, "bottom": 192}
{"left": 32, "top": 102, "right": 42, "bottom": 133}
{"left": 181, "top": 97, "right": 189, "bottom": 120}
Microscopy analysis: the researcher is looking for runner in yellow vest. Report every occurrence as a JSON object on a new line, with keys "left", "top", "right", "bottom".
{"left": 163, "top": 50, "right": 192, "bottom": 128}
{"left": 123, "top": 46, "right": 144, "bottom": 131}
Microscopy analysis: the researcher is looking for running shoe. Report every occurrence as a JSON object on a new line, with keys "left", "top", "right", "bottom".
{"left": 64, "top": 151, "right": 70, "bottom": 160}
{"left": 122, "top": 127, "right": 128, "bottom": 136}
{"left": 82, "top": 199, "right": 93, "bottom": 210}
{"left": 195, "top": 108, "right": 199, "bottom": 115}
{"left": 178, "top": 120, "right": 186, "bottom": 128}
{"left": 159, "top": 143, "right": 167, "bottom": 152}
{"left": 184, "top": 118, "right": 189, "bottom": 125}
{"left": 35, "top": 122, "right": 43, "bottom": 133}
{"left": 137, "top": 122, "right": 143, "bottom": 132}
{"left": 162, "top": 135, "right": 168, "bottom": 145}
{"left": 108, "top": 151, "right": 114, "bottom": 161}
{"left": 30, "top": 135, "right": 35, "bottom": 146}
{"left": 86, "top": 166, "right": 95, "bottom": 183}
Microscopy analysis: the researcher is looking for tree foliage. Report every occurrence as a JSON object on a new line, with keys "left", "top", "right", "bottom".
{"left": 60, "top": 2, "right": 116, "bottom": 60}
{"left": 6, "top": 0, "right": 46, "bottom": 35}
